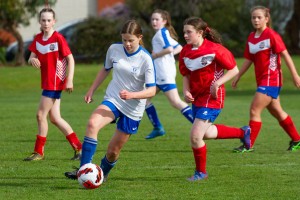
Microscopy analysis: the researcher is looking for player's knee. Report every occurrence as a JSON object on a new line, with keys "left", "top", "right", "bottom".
{"left": 106, "top": 150, "right": 119, "bottom": 161}
{"left": 49, "top": 115, "right": 60, "bottom": 125}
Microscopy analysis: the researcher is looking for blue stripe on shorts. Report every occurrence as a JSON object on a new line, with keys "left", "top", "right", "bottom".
{"left": 256, "top": 86, "right": 281, "bottom": 99}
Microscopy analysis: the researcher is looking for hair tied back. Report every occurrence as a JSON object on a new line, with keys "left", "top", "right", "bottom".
{"left": 205, "top": 27, "right": 211, "bottom": 33}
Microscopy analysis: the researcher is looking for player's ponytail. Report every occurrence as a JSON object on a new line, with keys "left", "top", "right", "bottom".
{"left": 183, "top": 17, "right": 222, "bottom": 44}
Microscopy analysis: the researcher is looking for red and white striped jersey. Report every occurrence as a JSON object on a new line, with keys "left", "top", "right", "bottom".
{"left": 179, "top": 39, "right": 236, "bottom": 109}
{"left": 29, "top": 31, "right": 71, "bottom": 90}
{"left": 244, "top": 27, "right": 286, "bottom": 87}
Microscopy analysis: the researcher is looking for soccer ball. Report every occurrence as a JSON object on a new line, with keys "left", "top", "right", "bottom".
{"left": 77, "top": 163, "right": 104, "bottom": 189}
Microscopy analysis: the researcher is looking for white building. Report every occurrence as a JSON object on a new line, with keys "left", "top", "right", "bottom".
{"left": 19, "top": 0, "right": 123, "bottom": 40}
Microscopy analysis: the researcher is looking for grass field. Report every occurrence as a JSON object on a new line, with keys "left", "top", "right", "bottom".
{"left": 1, "top": 57, "right": 300, "bottom": 200}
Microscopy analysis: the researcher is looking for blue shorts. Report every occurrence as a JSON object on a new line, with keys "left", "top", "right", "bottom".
{"left": 192, "top": 105, "right": 221, "bottom": 123}
{"left": 256, "top": 86, "right": 281, "bottom": 99}
{"left": 157, "top": 84, "right": 177, "bottom": 92}
{"left": 101, "top": 101, "right": 141, "bottom": 134}
{"left": 42, "top": 90, "right": 62, "bottom": 99}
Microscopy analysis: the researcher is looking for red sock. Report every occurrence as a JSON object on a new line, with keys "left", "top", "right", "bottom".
{"left": 215, "top": 124, "right": 244, "bottom": 139}
{"left": 279, "top": 116, "right": 300, "bottom": 141}
{"left": 34, "top": 135, "right": 46, "bottom": 156}
{"left": 66, "top": 132, "right": 82, "bottom": 150}
{"left": 192, "top": 145, "right": 207, "bottom": 173}
{"left": 249, "top": 120, "right": 262, "bottom": 147}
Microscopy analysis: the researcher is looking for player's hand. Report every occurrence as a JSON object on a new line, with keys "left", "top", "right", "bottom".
{"left": 292, "top": 74, "right": 300, "bottom": 88}
{"left": 184, "top": 91, "right": 194, "bottom": 103}
{"left": 65, "top": 80, "right": 73, "bottom": 93}
{"left": 231, "top": 76, "right": 240, "bottom": 89}
{"left": 119, "top": 90, "right": 133, "bottom": 100}
{"left": 84, "top": 90, "right": 94, "bottom": 103}
{"left": 210, "top": 82, "right": 219, "bottom": 99}
{"left": 30, "top": 58, "right": 41, "bottom": 69}
{"left": 84, "top": 96, "right": 93, "bottom": 104}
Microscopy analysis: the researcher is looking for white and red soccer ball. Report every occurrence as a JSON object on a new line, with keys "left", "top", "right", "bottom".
{"left": 77, "top": 163, "right": 104, "bottom": 189}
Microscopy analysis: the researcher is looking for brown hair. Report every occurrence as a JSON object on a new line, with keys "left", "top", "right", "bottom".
{"left": 184, "top": 17, "right": 222, "bottom": 44}
{"left": 250, "top": 5, "right": 272, "bottom": 28}
{"left": 38, "top": 8, "right": 56, "bottom": 32}
{"left": 121, "top": 20, "right": 144, "bottom": 46}
{"left": 39, "top": 7, "right": 56, "bottom": 20}
{"left": 152, "top": 9, "right": 178, "bottom": 41}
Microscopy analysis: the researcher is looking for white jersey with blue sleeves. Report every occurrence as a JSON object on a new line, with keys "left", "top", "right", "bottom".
{"left": 152, "top": 27, "right": 179, "bottom": 85}
{"left": 104, "top": 43, "right": 156, "bottom": 120}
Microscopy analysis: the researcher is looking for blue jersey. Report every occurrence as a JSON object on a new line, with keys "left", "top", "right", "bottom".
{"left": 104, "top": 43, "right": 156, "bottom": 120}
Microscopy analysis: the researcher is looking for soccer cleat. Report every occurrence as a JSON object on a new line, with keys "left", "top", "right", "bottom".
{"left": 187, "top": 171, "right": 208, "bottom": 181}
{"left": 145, "top": 127, "right": 165, "bottom": 139}
{"left": 241, "top": 126, "right": 251, "bottom": 149}
{"left": 23, "top": 152, "right": 44, "bottom": 161}
{"left": 103, "top": 174, "right": 108, "bottom": 183}
{"left": 64, "top": 167, "right": 79, "bottom": 180}
{"left": 233, "top": 145, "right": 254, "bottom": 153}
{"left": 70, "top": 149, "right": 81, "bottom": 160}
{"left": 287, "top": 140, "right": 300, "bottom": 151}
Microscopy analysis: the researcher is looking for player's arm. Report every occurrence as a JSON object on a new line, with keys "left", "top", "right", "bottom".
{"left": 211, "top": 66, "right": 239, "bottom": 98}
{"left": 232, "top": 59, "right": 252, "bottom": 88}
{"left": 281, "top": 50, "right": 300, "bottom": 88}
{"left": 28, "top": 52, "right": 40, "bottom": 68}
{"left": 85, "top": 67, "right": 110, "bottom": 103}
{"left": 65, "top": 54, "right": 75, "bottom": 93}
{"left": 152, "top": 46, "right": 173, "bottom": 59}
{"left": 183, "top": 75, "right": 194, "bottom": 103}
{"left": 119, "top": 86, "right": 156, "bottom": 100}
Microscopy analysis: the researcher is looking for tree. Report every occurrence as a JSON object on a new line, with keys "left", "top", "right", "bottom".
{"left": 0, "top": 0, "right": 56, "bottom": 66}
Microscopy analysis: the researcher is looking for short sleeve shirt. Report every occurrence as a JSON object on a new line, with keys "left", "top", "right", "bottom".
{"left": 179, "top": 39, "right": 236, "bottom": 109}
{"left": 29, "top": 31, "right": 71, "bottom": 90}
{"left": 244, "top": 27, "right": 286, "bottom": 87}
{"left": 104, "top": 43, "right": 156, "bottom": 120}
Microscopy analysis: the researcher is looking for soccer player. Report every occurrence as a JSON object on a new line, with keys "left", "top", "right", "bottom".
{"left": 64, "top": 20, "right": 156, "bottom": 182}
{"left": 232, "top": 6, "right": 300, "bottom": 153}
{"left": 24, "top": 8, "right": 82, "bottom": 161}
{"left": 179, "top": 17, "right": 251, "bottom": 181}
{"left": 145, "top": 9, "right": 193, "bottom": 139}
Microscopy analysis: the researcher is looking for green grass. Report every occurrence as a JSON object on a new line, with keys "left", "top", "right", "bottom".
{"left": 1, "top": 57, "right": 300, "bottom": 199}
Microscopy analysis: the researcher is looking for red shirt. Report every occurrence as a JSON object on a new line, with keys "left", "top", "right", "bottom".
{"left": 244, "top": 27, "right": 286, "bottom": 87}
{"left": 29, "top": 31, "right": 71, "bottom": 90}
{"left": 179, "top": 39, "right": 236, "bottom": 109}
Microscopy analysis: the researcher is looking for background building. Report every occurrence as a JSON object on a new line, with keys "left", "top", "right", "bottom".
{"left": 18, "top": 0, "right": 124, "bottom": 40}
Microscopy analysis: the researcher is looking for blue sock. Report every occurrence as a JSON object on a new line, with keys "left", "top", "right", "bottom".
{"left": 181, "top": 106, "right": 194, "bottom": 123}
{"left": 80, "top": 136, "right": 97, "bottom": 167}
{"left": 146, "top": 103, "right": 163, "bottom": 128}
{"left": 100, "top": 155, "right": 117, "bottom": 176}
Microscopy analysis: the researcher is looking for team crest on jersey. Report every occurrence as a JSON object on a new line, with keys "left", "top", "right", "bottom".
{"left": 201, "top": 56, "right": 214, "bottom": 66}
{"left": 131, "top": 66, "right": 140, "bottom": 75}
{"left": 50, "top": 43, "right": 56, "bottom": 51}
{"left": 259, "top": 42, "right": 265, "bottom": 49}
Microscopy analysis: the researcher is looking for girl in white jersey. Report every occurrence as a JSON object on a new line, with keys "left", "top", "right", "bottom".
{"left": 232, "top": 6, "right": 300, "bottom": 153}
{"left": 145, "top": 9, "right": 194, "bottom": 139}
{"left": 64, "top": 20, "right": 156, "bottom": 182}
